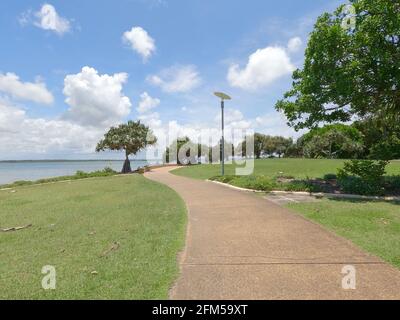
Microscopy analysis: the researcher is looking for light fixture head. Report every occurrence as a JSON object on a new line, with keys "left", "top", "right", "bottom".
{"left": 214, "top": 92, "right": 231, "bottom": 100}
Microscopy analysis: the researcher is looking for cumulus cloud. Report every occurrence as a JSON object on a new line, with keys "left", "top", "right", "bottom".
{"left": 0, "top": 72, "right": 54, "bottom": 105}
{"left": 147, "top": 65, "right": 201, "bottom": 93}
{"left": 287, "top": 37, "right": 303, "bottom": 53}
{"left": 0, "top": 101, "right": 103, "bottom": 156}
{"left": 20, "top": 4, "right": 72, "bottom": 35}
{"left": 137, "top": 92, "right": 160, "bottom": 114}
{"left": 227, "top": 46, "right": 295, "bottom": 91}
{"left": 138, "top": 112, "right": 162, "bottom": 128}
{"left": 63, "top": 67, "right": 132, "bottom": 127}
{"left": 123, "top": 27, "right": 156, "bottom": 61}
{"left": 214, "top": 109, "right": 251, "bottom": 130}
{"left": 254, "top": 112, "right": 304, "bottom": 138}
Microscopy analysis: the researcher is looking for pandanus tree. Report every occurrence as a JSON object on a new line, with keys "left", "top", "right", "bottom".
{"left": 96, "top": 121, "right": 157, "bottom": 173}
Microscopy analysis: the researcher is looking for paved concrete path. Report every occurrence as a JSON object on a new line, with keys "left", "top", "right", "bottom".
{"left": 145, "top": 167, "right": 400, "bottom": 300}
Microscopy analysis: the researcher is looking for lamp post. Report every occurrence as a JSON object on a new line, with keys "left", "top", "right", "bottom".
{"left": 214, "top": 92, "right": 231, "bottom": 176}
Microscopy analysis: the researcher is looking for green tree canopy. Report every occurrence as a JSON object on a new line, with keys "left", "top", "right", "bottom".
{"left": 165, "top": 137, "right": 207, "bottom": 165}
{"left": 301, "top": 124, "right": 364, "bottom": 159}
{"left": 353, "top": 117, "right": 400, "bottom": 160}
{"left": 276, "top": 0, "right": 400, "bottom": 130}
{"left": 237, "top": 134, "right": 293, "bottom": 159}
{"left": 96, "top": 120, "right": 157, "bottom": 173}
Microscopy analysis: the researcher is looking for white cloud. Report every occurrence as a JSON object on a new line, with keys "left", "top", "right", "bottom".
{"left": 138, "top": 112, "right": 162, "bottom": 128}
{"left": 287, "top": 37, "right": 303, "bottom": 53}
{"left": 147, "top": 65, "right": 201, "bottom": 93}
{"left": 227, "top": 46, "right": 295, "bottom": 91}
{"left": 63, "top": 67, "right": 132, "bottom": 127}
{"left": 123, "top": 27, "right": 156, "bottom": 62}
{"left": 28, "top": 4, "right": 72, "bottom": 35}
{"left": 137, "top": 92, "right": 160, "bottom": 114}
{"left": 0, "top": 72, "right": 54, "bottom": 105}
{"left": 0, "top": 101, "right": 103, "bottom": 156}
{"left": 254, "top": 112, "right": 304, "bottom": 138}
{"left": 215, "top": 109, "right": 252, "bottom": 130}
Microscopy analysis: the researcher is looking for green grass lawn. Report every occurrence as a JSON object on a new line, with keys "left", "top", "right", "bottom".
{"left": 0, "top": 174, "right": 187, "bottom": 299}
{"left": 287, "top": 199, "right": 400, "bottom": 269}
{"left": 172, "top": 159, "right": 400, "bottom": 180}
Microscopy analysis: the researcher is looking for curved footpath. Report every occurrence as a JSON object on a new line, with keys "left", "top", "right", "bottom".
{"left": 145, "top": 167, "right": 400, "bottom": 300}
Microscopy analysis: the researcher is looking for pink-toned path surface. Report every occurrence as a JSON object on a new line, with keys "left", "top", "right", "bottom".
{"left": 145, "top": 167, "right": 400, "bottom": 300}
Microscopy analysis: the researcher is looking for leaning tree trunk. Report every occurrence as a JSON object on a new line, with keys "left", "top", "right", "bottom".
{"left": 121, "top": 154, "right": 132, "bottom": 174}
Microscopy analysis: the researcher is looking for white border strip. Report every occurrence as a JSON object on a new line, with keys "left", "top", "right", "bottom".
{"left": 207, "top": 180, "right": 400, "bottom": 202}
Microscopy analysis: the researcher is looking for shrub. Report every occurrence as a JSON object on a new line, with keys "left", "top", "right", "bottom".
{"left": 337, "top": 160, "right": 388, "bottom": 195}
{"left": 323, "top": 173, "right": 337, "bottom": 180}
{"left": 9, "top": 180, "right": 33, "bottom": 187}
{"left": 103, "top": 167, "right": 116, "bottom": 174}
{"left": 210, "top": 175, "right": 235, "bottom": 183}
{"left": 211, "top": 175, "right": 276, "bottom": 191}
{"left": 384, "top": 176, "right": 400, "bottom": 194}
{"left": 232, "top": 175, "right": 275, "bottom": 191}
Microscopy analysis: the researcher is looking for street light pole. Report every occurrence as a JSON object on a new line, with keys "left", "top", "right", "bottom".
{"left": 221, "top": 99, "right": 225, "bottom": 176}
{"left": 214, "top": 92, "right": 231, "bottom": 177}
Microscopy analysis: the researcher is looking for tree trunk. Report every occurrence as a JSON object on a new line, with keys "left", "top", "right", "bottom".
{"left": 121, "top": 154, "right": 132, "bottom": 173}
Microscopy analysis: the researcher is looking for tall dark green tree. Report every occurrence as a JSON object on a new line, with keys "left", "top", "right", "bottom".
{"left": 300, "top": 124, "right": 364, "bottom": 159}
{"left": 353, "top": 117, "right": 400, "bottom": 160}
{"left": 276, "top": 0, "right": 400, "bottom": 130}
{"left": 96, "top": 121, "right": 157, "bottom": 173}
{"left": 165, "top": 137, "right": 205, "bottom": 165}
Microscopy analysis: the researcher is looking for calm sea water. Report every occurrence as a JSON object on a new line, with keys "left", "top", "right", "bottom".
{"left": 0, "top": 160, "right": 153, "bottom": 185}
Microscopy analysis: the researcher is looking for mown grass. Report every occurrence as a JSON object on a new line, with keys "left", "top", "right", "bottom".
{"left": 173, "top": 159, "right": 400, "bottom": 195}
{"left": 0, "top": 174, "right": 187, "bottom": 299}
{"left": 287, "top": 199, "right": 400, "bottom": 269}
{"left": 172, "top": 159, "right": 400, "bottom": 180}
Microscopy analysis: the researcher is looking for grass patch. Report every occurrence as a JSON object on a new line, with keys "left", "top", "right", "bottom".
{"left": 173, "top": 159, "right": 400, "bottom": 180}
{"left": 0, "top": 174, "right": 187, "bottom": 299}
{"left": 175, "top": 159, "right": 400, "bottom": 195}
{"left": 287, "top": 199, "right": 400, "bottom": 269}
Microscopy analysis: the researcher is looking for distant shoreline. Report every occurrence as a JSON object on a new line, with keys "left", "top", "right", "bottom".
{"left": 0, "top": 159, "right": 156, "bottom": 163}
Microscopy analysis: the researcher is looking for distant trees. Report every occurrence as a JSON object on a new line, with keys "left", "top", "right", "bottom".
{"left": 237, "top": 134, "right": 293, "bottom": 159}
{"left": 96, "top": 121, "right": 157, "bottom": 173}
{"left": 163, "top": 123, "right": 400, "bottom": 163}
{"left": 165, "top": 137, "right": 197, "bottom": 165}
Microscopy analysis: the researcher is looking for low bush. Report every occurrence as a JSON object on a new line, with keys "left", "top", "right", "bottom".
{"left": 281, "top": 180, "right": 322, "bottom": 193}
{"left": 384, "top": 176, "right": 400, "bottom": 195}
{"left": 337, "top": 160, "right": 388, "bottom": 196}
{"left": 232, "top": 175, "right": 276, "bottom": 191}
{"left": 211, "top": 175, "right": 276, "bottom": 191}
{"left": 210, "top": 175, "right": 235, "bottom": 183}
{"left": 323, "top": 173, "right": 337, "bottom": 180}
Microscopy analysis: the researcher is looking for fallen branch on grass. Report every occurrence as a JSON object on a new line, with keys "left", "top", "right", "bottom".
{"left": 0, "top": 224, "right": 32, "bottom": 232}
{"left": 100, "top": 241, "right": 120, "bottom": 257}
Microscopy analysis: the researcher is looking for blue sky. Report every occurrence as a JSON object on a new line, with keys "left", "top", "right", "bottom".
{"left": 0, "top": 0, "right": 343, "bottom": 160}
